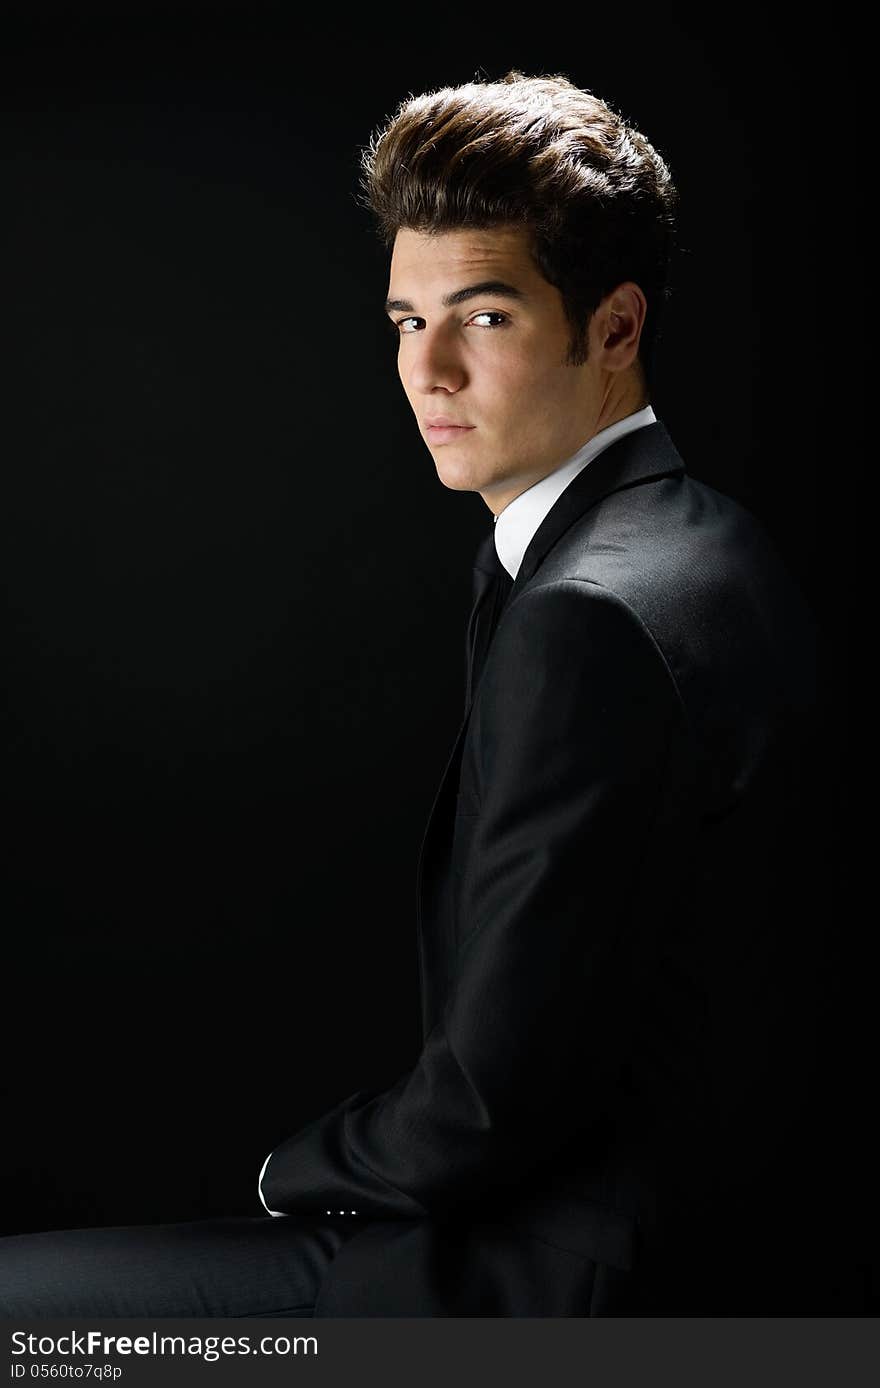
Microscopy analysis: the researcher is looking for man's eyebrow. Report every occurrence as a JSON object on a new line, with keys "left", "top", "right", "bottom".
{"left": 383, "top": 280, "right": 528, "bottom": 314}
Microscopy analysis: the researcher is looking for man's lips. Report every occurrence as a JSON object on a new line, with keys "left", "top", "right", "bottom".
{"left": 424, "top": 420, "right": 476, "bottom": 442}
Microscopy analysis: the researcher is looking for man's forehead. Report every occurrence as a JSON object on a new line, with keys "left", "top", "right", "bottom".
{"left": 387, "top": 226, "right": 534, "bottom": 297}
{"left": 391, "top": 224, "right": 527, "bottom": 265}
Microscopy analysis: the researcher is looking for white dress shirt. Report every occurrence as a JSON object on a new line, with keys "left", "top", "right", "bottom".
{"left": 257, "top": 401, "right": 658, "bottom": 1219}
{"left": 493, "top": 403, "right": 657, "bottom": 579}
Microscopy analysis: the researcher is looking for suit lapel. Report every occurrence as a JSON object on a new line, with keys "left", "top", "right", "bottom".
{"left": 506, "top": 418, "right": 685, "bottom": 602}
{"left": 415, "top": 417, "right": 687, "bottom": 1039}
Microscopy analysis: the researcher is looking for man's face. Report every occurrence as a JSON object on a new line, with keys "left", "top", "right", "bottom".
{"left": 384, "top": 225, "right": 642, "bottom": 515}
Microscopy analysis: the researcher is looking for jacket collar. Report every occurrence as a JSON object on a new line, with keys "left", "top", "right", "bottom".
{"left": 495, "top": 417, "right": 686, "bottom": 605}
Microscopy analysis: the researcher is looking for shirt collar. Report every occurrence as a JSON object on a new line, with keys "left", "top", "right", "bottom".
{"left": 493, "top": 403, "right": 658, "bottom": 579}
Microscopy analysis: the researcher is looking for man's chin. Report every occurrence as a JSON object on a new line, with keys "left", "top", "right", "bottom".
{"left": 436, "top": 474, "right": 480, "bottom": 493}
{"left": 432, "top": 458, "right": 486, "bottom": 494}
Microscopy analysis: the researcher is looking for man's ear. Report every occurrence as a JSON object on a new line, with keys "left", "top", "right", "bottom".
{"left": 596, "top": 282, "right": 647, "bottom": 370}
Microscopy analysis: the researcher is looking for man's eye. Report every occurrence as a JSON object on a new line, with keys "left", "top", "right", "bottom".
{"left": 391, "top": 312, "right": 509, "bottom": 334}
{"left": 468, "top": 312, "right": 508, "bottom": 328}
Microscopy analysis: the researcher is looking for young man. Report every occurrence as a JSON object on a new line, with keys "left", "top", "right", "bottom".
{"left": 0, "top": 70, "right": 828, "bottom": 1317}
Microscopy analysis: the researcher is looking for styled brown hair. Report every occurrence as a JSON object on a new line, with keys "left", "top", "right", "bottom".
{"left": 357, "top": 69, "right": 679, "bottom": 393}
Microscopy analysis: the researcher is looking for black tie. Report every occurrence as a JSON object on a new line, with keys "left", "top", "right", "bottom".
{"left": 464, "top": 534, "right": 514, "bottom": 711}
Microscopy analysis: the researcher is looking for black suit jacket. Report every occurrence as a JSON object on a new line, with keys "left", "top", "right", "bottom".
{"left": 260, "top": 418, "right": 831, "bottom": 1314}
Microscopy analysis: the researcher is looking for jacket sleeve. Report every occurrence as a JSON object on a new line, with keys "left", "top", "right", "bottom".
{"left": 258, "top": 579, "right": 688, "bottom": 1221}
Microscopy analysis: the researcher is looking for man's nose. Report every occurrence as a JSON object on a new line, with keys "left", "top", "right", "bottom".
{"left": 404, "top": 329, "right": 467, "bottom": 394}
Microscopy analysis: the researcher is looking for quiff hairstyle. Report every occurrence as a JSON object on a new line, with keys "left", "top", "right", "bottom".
{"left": 357, "top": 69, "right": 679, "bottom": 393}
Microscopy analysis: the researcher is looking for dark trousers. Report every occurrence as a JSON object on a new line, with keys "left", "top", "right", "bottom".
{"left": 0, "top": 1215, "right": 360, "bottom": 1317}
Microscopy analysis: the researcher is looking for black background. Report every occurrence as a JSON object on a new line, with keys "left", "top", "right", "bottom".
{"left": 1, "top": 3, "right": 867, "bottom": 1305}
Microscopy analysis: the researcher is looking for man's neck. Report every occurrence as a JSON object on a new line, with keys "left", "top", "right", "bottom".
{"left": 484, "top": 392, "right": 651, "bottom": 519}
